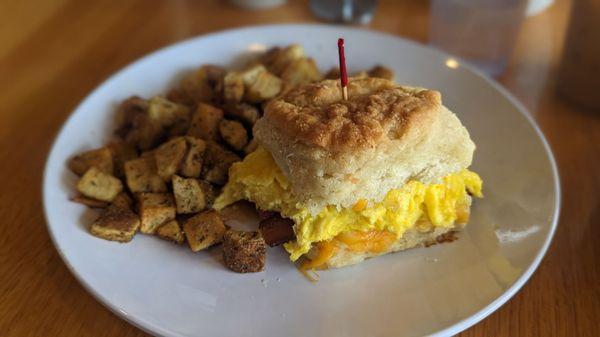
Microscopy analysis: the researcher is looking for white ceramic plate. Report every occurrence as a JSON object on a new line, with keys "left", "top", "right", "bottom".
{"left": 43, "top": 25, "right": 560, "bottom": 337}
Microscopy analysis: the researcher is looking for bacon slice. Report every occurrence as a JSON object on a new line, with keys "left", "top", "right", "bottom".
{"left": 258, "top": 214, "right": 295, "bottom": 247}
{"left": 257, "top": 209, "right": 278, "bottom": 221}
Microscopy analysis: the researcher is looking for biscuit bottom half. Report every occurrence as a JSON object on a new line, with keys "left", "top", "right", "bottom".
{"left": 301, "top": 210, "right": 467, "bottom": 270}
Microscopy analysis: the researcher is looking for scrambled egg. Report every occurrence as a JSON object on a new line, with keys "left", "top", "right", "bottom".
{"left": 214, "top": 147, "right": 483, "bottom": 261}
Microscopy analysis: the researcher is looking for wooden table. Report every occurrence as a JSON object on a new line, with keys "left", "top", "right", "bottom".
{"left": 1, "top": 1, "right": 598, "bottom": 336}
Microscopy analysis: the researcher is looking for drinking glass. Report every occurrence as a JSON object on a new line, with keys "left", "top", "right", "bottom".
{"left": 429, "top": 0, "right": 528, "bottom": 77}
{"left": 310, "top": 0, "right": 378, "bottom": 24}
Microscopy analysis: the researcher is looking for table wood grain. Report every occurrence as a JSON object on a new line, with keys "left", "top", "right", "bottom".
{"left": 1, "top": 1, "right": 598, "bottom": 336}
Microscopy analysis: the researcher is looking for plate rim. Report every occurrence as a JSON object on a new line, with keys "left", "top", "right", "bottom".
{"left": 42, "top": 23, "right": 561, "bottom": 337}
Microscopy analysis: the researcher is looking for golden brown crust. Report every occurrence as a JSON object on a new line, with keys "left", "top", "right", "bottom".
{"left": 263, "top": 78, "right": 441, "bottom": 152}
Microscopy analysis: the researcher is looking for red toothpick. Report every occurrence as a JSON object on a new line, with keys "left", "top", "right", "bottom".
{"left": 338, "top": 38, "right": 348, "bottom": 100}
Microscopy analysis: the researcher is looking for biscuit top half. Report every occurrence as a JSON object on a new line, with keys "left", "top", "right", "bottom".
{"left": 262, "top": 78, "right": 441, "bottom": 153}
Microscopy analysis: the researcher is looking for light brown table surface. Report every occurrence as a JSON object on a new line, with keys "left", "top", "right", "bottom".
{"left": 1, "top": 1, "right": 598, "bottom": 336}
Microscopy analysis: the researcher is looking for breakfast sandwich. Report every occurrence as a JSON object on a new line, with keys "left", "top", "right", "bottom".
{"left": 214, "top": 77, "right": 482, "bottom": 269}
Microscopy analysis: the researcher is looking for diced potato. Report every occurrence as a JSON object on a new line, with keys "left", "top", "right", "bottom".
{"left": 222, "top": 230, "right": 266, "bottom": 273}
{"left": 219, "top": 119, "right": 248, "bottom": 151}
{"left": 179, "top": 65, "right": 226, "bottom": 103}
{"left": 352, "top": 70, "right": 369, "bottom": 78}
{"left": 168, "top": 117, "right": 192, "bottom": 139}
{"left": 111, "top": 192, "right": 133, "bottom": 210}
{"left": 166, "top": 87, "right": 195, "bottom": 107}
{"left": 156, "top": 219, "right": 185, "bottom": 244}
{"left": 239, "top": 64, "right": 279, "bottom": 97}
{"left": 179, "top": 137, "right": 206, "bottom": 178}
{"left": 90, "top": 197, "right": 140, "bottom": 243}
{"left": 116, "top": 96, "right": 148, "bottom": 121}
{"left": 119, "top": 96, "right": 190, "bottom": 143}
{"left": 243, "top": 68, "right": 282, "bottom": 103}
{"left": 154, "top": 137, "right": 187, "bottom": 181}
{"left": 124, "top": 113, "right": 165, "bottom": 150}
{"left": 70, "top": 195, "right": 109, "bottom": 208}
{"left": 203, "top": 168, "right": 226, "bottom": 185}
{"left": 281, "top": 57, "right": 322, "bottom": 88}
{"left": 223, "top": 72, "right": 244, "bottom": 103}
{"left": 224, "top": 103, "right": 259, "bottom": 126}
{"left": 187, "top": 103, "right": 224, "bottom": 141}
{"left": 147, "top": 96, "right": 190, "bottom": 128}
{"left": 124, "top": 157, "right": 167, "bottom": 193}
{"left": 137, "top": 193, "right": 176, "bottom": 234}
{"left": 256, "top": 46, "right": 281, "bottom": 68}
{"left": 368, "top": 65, "right": 395, "bottom": 81}
{"left": 107, "top": 142, "right": 138, "bottom": 178}
{"left": 76, "top": 167, "right": 123, "bottom": 202}
{"left": 203, "top": 142, "right": 241, "bottom": 168}
{"left": 202, "top": 65, "right": 226, "bottom": 84}
{"left": 140, "top": 150, "right": 155, "bottom": 158}
{"left": 183, "top": 210, "right": 227, "bottom": 252}
{"left": 264, "top": 44, "right": 305, "bottom": 76}
{"left": 118, "top": 96, "right": 189, "bottom": 150}
{"left": 243, "top": 139, "right": 259, "bottom": 155}
{"left": 202, "top": 142, "right": 241, "bottom": 185}
{"left": 117, "top": 96, "right": 189, "bottom": 150}
{"left": 209, "top": 65, "right": 228, "bottom": 103}
{"left": 68, "top": 147, "right": 114, "bottom": 176}
{"left": 324, "top": 67, "right": 340, "bottom": 80}
{"left": 172, "top": 175, "right": 207, "bottom": 214}
{"left": 115, "top": 96, "right": 148, "bottom": 139}
{"left": 198, "top": 180, "right": 217, "bottom": 207}
{"left": 180, "top": 68, "right": 213, "bottom": 103}
{"left": 239, "top": 64, "right": 266, "bottom": 84}
{"left": 180, "top": 74, "right": 211, "bottom": 103}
